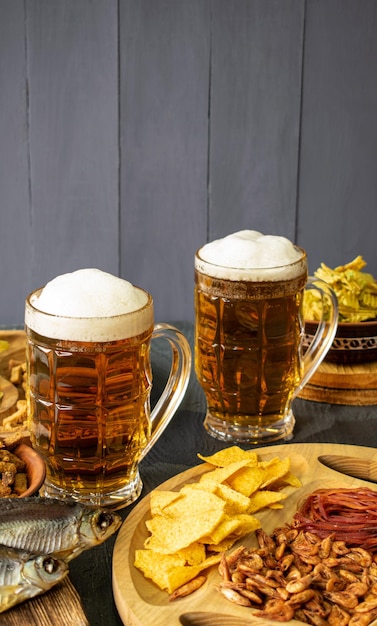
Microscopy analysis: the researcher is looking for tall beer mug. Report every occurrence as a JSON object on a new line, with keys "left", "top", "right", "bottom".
{"left": 194, "top": 231, "right": 338, "bottom": 443}
{"left": 25, "top": 269, "right": 191, "bottom": 509}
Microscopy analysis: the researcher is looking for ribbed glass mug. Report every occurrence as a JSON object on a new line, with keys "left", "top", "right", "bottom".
{"left": 25, "top": 284, "right": 191, "bottom": 509}
{"left": 195, "top": 244, "right": 338, "bottom": 443}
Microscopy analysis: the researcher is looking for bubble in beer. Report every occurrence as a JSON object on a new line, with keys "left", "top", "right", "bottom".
{"left": 196, "top": 230, "right": 305, "bottom": 281}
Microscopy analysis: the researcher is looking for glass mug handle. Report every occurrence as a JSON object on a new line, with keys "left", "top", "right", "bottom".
{"left": 139, "top": 323, "right": 192, "bottom": 461}
{"left": 294, "top": 277, "right": 338, "bottom": 398}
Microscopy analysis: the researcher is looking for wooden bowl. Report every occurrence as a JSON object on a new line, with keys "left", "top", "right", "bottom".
{"left": 305, "top": 319, "right": 377, "bottom": 364}
{"left": 5, "top": 442, "right": 46, "bottom": 497}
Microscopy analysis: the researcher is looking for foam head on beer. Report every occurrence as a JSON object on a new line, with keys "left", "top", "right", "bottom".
{"left": 26, "top": 268, "right": 152, "bottom": 342}
{"left": 196, "top": 230, "right": 305, "bottom": 281}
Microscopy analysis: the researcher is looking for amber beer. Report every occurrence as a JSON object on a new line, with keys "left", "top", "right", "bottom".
{"left": 25, "top": 269, "right": 192, "bottom": 509}
{"left": 194, "top": 232, "right": 309, "bottom": 442}
{"left": 26, "top": 289, "right": 154, "bottom": 507}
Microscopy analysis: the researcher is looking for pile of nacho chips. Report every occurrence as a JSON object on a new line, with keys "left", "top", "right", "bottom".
{"left": 134, "top": 446, "right": 301, "bottom": 594}
{"left": 303, "top": 256, "right": 377, "bottom": 323}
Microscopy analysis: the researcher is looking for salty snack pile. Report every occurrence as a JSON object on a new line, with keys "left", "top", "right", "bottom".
{"left": 218, "top": 487, "right": 377, "bottom": 624}
{"left": 0, "top": 433, "right": 28, "bottom": 496}
{"left": 304, "top": 256, "right": 377, "bottom": 323}
{"left": 134, "top": 446, "right": 301, "bottom": 595}
{"left": 0, "top": 339, "right": 28, "bottom": 431}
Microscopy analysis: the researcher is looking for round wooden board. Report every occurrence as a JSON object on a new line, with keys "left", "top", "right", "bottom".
{"left": 298, "top": 360, "right": 377, "bottom": 405}
{"left": 112, "top": 442, "right": 377, "bottom": 626}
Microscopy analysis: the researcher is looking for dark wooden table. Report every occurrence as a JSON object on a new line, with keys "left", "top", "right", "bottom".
{"left": 7, "top": 322, "right": 377, "bottom": 626}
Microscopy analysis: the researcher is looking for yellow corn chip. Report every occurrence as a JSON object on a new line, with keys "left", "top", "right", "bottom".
{"left": 150, "top": 490, "right": 181, "bottom": 515}
{"left": 273, "top": 470, "right": 302, "bottom": 489}
{"left": 227, "top": 466, "right": 266, "bottom": 496}
{"left": 199, "top": 517, "right": 241, "bottom": 545}
{"left": 134, "top": 549, "right": 221, "bottom": 593}
{"left": 134, "top": 446, "right": 302, "bottom": 595}
{"left": 206, "top": 537, "right": 238, "bottom": 552}
{"left": 228, "top": 513, "right": 262, "bottom": 538}
{"left": 248, "top": 490, "right": 287, "bottom": 513}
{"left": 214, "top": 483, "right": 251, "bottom": 514}
{"left": 198, "top": 446, "right": 258, "bottom": 467}
{"left": 177, "top": 543, "right": 206, "bottom": 565}
{"left": 144, "top": 490, "right": 226, "bottom": 553}
{"left": 258, "top": 457, "right": 290, "bottom": 488}
{"left": 198, "top": 460, "right": 252, "bottom": 487}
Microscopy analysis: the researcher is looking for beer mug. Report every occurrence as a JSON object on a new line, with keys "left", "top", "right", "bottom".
{"left": 194, "top": 231, "right": 338, "bottom": 443}
{"left": 25, "top": 269, "right": 191, "bottom": 509}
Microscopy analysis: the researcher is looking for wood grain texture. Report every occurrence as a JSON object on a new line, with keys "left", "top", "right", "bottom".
{"left": 297, "top": 0, "right": 377, "bottom": 278}
{"left": 119, "top": 0, "right": 210, "bottom": 323}
{"left": 1, "top": 1, "right": 377, "bottom": 328}
{"left": 209, "top": 0, "right": 305, "bottom": 242}
{"left": 0, "top": 1, "right": 31, "bottom": 325}
{"left": 25, "top": 0, "right": 119, "bottom": 289}
{"left": 113, "top": 442, "right": 377, "bottom": 626}
{"left": 298, "top": 360, "right": 377, "bottom": 405}
{"left": 0, "top": 577, "right": 89, "bottom": 626}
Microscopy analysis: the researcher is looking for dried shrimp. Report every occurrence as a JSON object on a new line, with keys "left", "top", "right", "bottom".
{"left": 218, "top": 526, "right": 377, "bottom": 624}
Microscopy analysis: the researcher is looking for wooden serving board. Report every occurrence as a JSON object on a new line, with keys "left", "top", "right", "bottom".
{"left": 0, "top": 577, "right": 89, "bottom": 626}
{"left": 298, "top": 360, "right": 377, "bottom": 405}
{"left": 112, "top": 442, "right": 377, "bottom": 626}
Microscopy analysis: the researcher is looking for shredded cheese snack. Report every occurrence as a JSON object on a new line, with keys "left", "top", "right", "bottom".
{"left": 304, "top": 256, "right": 377, "bottom": 323}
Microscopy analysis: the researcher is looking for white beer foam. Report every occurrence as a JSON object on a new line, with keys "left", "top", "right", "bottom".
{"left": 25, "top": 269, "right": 153, "bottom": 341}
{"left": 196, "top": 230, "right": 306, "bottom": 281}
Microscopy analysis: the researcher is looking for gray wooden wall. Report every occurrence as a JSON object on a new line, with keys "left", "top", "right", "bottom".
{"left": 1, "top": 0, "right": 377, "bottom": 327}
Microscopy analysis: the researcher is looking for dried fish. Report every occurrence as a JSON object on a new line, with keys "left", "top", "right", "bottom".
{"left": 0, "top": 497, "right": 122, "bottom": 561}
{"left": 0, "top": 545, "right": 68, "bottom": 613}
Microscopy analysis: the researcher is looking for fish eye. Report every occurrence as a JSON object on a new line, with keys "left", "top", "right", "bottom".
{"left": 97, "top": 511, "right": 112, "bottom": 530}
{"left": 43, "top": 557, "right": 58, "bottom": 574}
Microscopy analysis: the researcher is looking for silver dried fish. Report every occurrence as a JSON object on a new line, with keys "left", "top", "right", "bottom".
{"left": 0, "top": 497, "right": 122, "bottom": 561}
{"left": 0, "top": 545, "right": 68, "bottom": 613}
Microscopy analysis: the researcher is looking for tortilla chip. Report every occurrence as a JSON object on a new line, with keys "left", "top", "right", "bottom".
{"left": 150, "top": 490, "right": 182, "bottom": 515}
{"left": 144, "top": 490, "right": 226, "bottom": 553}
{"left": 227, "top": 466, "right": 267, "bottom": 496}
{"left": 134, "top": 447, "right": 302, "bottom": 595}
{"left": 198, "top": 460, "right": 252, "bottom": 487}
{"left": 228, "top": 513, "right": 262, "bottom": 538}
{"left": 134, "top": 549, "right": 221, "bottom": 593}
{"left": 248, "top": 490, "right": 287, "bottom": 513}
{"left": 258, "top": 457, "right": 291, "bottom": 488}
{"left": 198, "top": 446, "right": 259, "bottom": 467}
{"left": 199, "top": 516, "right": 241, "bottom": 545}
{"left": 214, "top": 483, "right": 251, "bottom": 514}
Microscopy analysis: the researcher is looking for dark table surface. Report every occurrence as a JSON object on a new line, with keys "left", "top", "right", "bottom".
{"left": 67, "top": 321, "right": 377, "bottom": 626}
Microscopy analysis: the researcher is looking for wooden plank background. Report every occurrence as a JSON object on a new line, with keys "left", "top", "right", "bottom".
{"left": 1, "top": 0, "right": 376, "bottom": 327}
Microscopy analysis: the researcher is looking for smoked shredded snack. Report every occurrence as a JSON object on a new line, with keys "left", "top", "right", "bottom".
{"left": 303, "top": 256, "right": 377, "bottom": 323}
{"left": 292, "top": 487, "right": 377, "bottom": 551}
{"left": 218, "top": 487, "right": 377, "bottom": 624}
